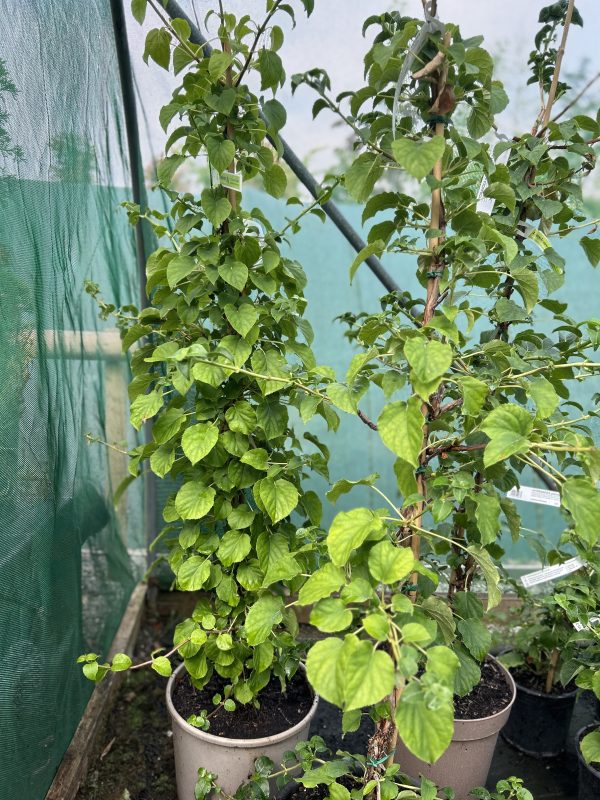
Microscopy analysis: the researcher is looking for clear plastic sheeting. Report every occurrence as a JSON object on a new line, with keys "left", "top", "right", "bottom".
{"left": 0, "top": 1, "right": 143, "bottom": 797}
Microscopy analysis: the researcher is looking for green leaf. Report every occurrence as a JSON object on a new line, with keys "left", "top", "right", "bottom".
{"left": 327, "top": 508, "right": 384, "bottom": 566}
{"left": 263, "top": 164, "right": 287, "bottom": 198}
{"left": 467, "top": 545, "right": 502, "bottom": 609}
{"left": 218, "top": 259, "right": 248, "bottom": 291}
{"left": 130, "top": 389, "right": 162, "bottom": 430}
{"left": 349, "top": 240, "right": 384, "bottom": 283}
{"left": 561, "top": 478, "right": 600, "bottom": 546}
{"left": 131, "top": 0, "right": 147, "bottom": 24}
{"left": 167, "top": 254, "right": 196, "bottom": 288}
{"left": 484, "top": 182, "right": 516, "bottom": 211}
{"left": 205, "top": 135, "right": 235, "bottom": 173}
{"left": 298, "top": 563, "right": 346, "bottom": 605}
{"left": 480, "top": 405, "right": 533, "bottom": 467}
{"left": 345, "top": 152, "right": 384, "bottom": 202}
{"left": 581, "top": 730, "right": 600, "bottom": 764}
{"left": 527, "top": 376, "right": 559, "bottom": 418}
{"left": 306, "top": 634, "right": 395, "bottom": 711}
{"left": 225, "top": 401, "right": 256, "bottom": 433}
{"left": 150, "top": 444, "right": 175, "bottom": 477}
{"left": 175, "top": 481, "right": 216, "bottom": 520}
{"left": 326, "top": 473, "right": 379, "bottom": 504}
{"left": 512, "top": 267, "right": 539, "bottom": 313}
{"left": 310, "top": 598, "right": 353, "bottom": 632}
{"left": 467, "top": 103, "right": 492, "bottom": 138}
{"left": 258, "top": 49, "right": 285, "bottom": 91}
{"left": 377, "top": 397, "right": 424, "bottom": 468}
{"left": 363, "top": 612, "right": 390, "bottom": 641}
{"left": 241, "top": 448, "right": 269, "bottom": 470}
{"left": 457, "top": 618, "right": 491, "bottom": 661}
{"left": 181, "top": 423, "right": 219, "bottom": 464}
{"left": 245, "top": 595, "right": 284, "bottom": 645}
{"left": 217, "top": 530, "right": 251, "bottom": 567}
{"left": 208, "top": 51, "right": 233, "bottom": 81}
{"left": 404, "top": 337, "right": 452, "bottom": 383}
{"left": 483, "top": 225, "right": 518, "bottom": 265}
{"left": 453, "top": 645, "right": 481, "bottom": 697}
{"left": 224, "top": 302, "right": 258, "bottom": 337}
{"left": 368, "top": 540, "right": 413, "bottom": 584}
{"left": 152, "top": 656, "right": 172, "bottom": 677}
{"left": 474, "top": 494, "right": 501, "bottom": 545}
{"left": 256, "top": 477, "right": 299, "bottom": 523}
{"left": 580, "top": 236, "right": 600, "bottom": 267}
{"left": 396, "top": 681, "right": 454, "bottom": 763}
{"left": 262, "top": 98, "right": 287, "bottom": 133}
{"left": 111, "top": 653, "right": 132, "bottom": 672}
{"left": 256, "top": 532, "right": 301, "bottom": 585}
{"left": 201, "top": 188, "right": 231, "bottom": 227}
{"left": 455, "top": 376, "right": 488, "bottom": 416}
{"left": 143, "top": 28, "right": 171, "bottom": 70}
{"left": 391, "top": 136, "right": 445, "bottom": 180}
{"left": 178, "top": 556, "right": 211, "bottom": 590}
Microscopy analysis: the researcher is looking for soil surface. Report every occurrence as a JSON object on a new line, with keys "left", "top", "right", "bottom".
{"left": 454, "top": 658, "right": 513, "bottom": 720}
{"left": 172, "top": 669, "right": 314, "bottom": 738}
{"left": 510, "top": 667, "right": 575, "bottom": 696}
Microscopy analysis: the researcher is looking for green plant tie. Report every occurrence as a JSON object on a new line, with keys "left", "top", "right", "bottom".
{"left": 427, "top": 114, "right": 452, "bottom": 126}
{"left": 366, "top": 752, "right": 393, "bottom": 767}
{"left": 415, "top": 465, "right": 427, "bottom": 475}
{"left": 425, "top": 270, "right": 443, "bottom": 279}
{"left": 402, "top": 584, "right": 419, "bottom": 593}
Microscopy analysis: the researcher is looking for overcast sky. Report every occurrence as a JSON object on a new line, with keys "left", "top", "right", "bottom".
{"left": 128, "top": 1, "right": 600, "bottom": 175}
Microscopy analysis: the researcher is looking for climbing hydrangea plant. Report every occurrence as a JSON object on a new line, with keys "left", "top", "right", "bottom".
{"left": 79, "top": 0, "right": 339, "bottom": 720}
{"left": 291, "top": 0, "right": 600, "bottom": 776}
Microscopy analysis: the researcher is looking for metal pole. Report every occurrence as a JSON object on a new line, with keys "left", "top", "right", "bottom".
{"left": 110, "top": 0, "right": 158, "bottom": 554}
{"left": 163, "top": 0, "right": 400, "bottom": 294}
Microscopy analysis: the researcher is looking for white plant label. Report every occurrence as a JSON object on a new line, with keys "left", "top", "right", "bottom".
{"left": 221, "top": 171, "right": 242, "bottom": 192}
{"left": 521, "top": 556, "right": 585, "bottom": 588}
{"left": 476, "top": 148, "right": 510, "bottom": 214}
{"left": 573, "top": 616, "right": 600, "bottom": 632}
{"left": 506, "top": 485, "right": 560, "bottom": 507}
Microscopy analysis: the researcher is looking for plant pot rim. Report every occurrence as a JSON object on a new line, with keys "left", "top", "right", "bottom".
{"left": 451, "top": 656, "right": 516, "bottom": 740}
{"left": 509, "top": 673, "right": 578, "bottom": 701}
{"left": 576, "top": 723, "right": 600, "bottom": 778}
{"left": 166, "top": 661, "right": 319, "bottom": 749}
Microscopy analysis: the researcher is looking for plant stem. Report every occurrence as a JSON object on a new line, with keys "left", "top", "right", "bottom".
{"left": 537, "top": 0, "right": 576, "bottom": 135}
{"left": 545, "top": 647, "right": 560, "bottom": 693}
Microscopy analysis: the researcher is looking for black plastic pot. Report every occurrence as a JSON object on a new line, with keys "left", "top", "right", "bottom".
{"left": 501, "top": 677, "right": 577, "bottom": 757}
{"left": 576, "top": 725, "right": 600, "bottom": 800}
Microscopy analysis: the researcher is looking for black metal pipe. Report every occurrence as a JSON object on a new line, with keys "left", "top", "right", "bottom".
{"left": 163, "top": 0, "right": 400, "bottom": 293}
{"left": 110, "top": 0, "right": 158, "bottom": 552}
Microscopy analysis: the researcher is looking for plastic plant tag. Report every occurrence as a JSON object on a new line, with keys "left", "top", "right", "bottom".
{"left": 573, "top": 616, "right": 600, "bottom": 632}
{"left": 506, "top": 485, "right": 560, "bottom": 507}
{"left": 521, "top": 556, "right": 585, "bottom": 588}
{"left": 475, "top": 148, "right": 510, "bottom": 214}
{"left": 518, "top": 223, "right": 551, "bottom": 252}
{"left": 221, "top": 171, "right": 242, "bottom": 192}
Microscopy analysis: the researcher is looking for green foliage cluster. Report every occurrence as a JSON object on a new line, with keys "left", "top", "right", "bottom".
{"left": 79, "top": 0, "right": 600, "bottom": 790}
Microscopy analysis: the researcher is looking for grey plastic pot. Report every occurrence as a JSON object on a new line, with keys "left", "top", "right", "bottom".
{"left": 166, "top": 663, "right": 319, "bottom": 800}
{"left": 394, "top": 657, "right": 516, "bottom": 800}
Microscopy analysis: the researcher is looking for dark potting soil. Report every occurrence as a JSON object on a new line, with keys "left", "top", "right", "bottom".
{"left": 510, "top": 666, "right": 575, "bottom": 696}
{"left": 172, "top": 668, "right": 314, "bottom": 738}
{"left": 454, "top": 658, "right": 512, "bottom": 720}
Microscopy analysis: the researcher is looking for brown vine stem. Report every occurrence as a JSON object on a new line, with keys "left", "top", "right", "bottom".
{"left": 410, "top": 28, "right": 452, "bottom": 594}
{"left": 535, "top": 0, "right": 576, "bottom": 136}
{"left": 545, "top": 647, "right": 560, "bottom": 693}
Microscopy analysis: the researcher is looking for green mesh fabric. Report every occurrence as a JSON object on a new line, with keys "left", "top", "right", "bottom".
{"left": 0, "top": 2, "right": 144, "bottom": 797}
